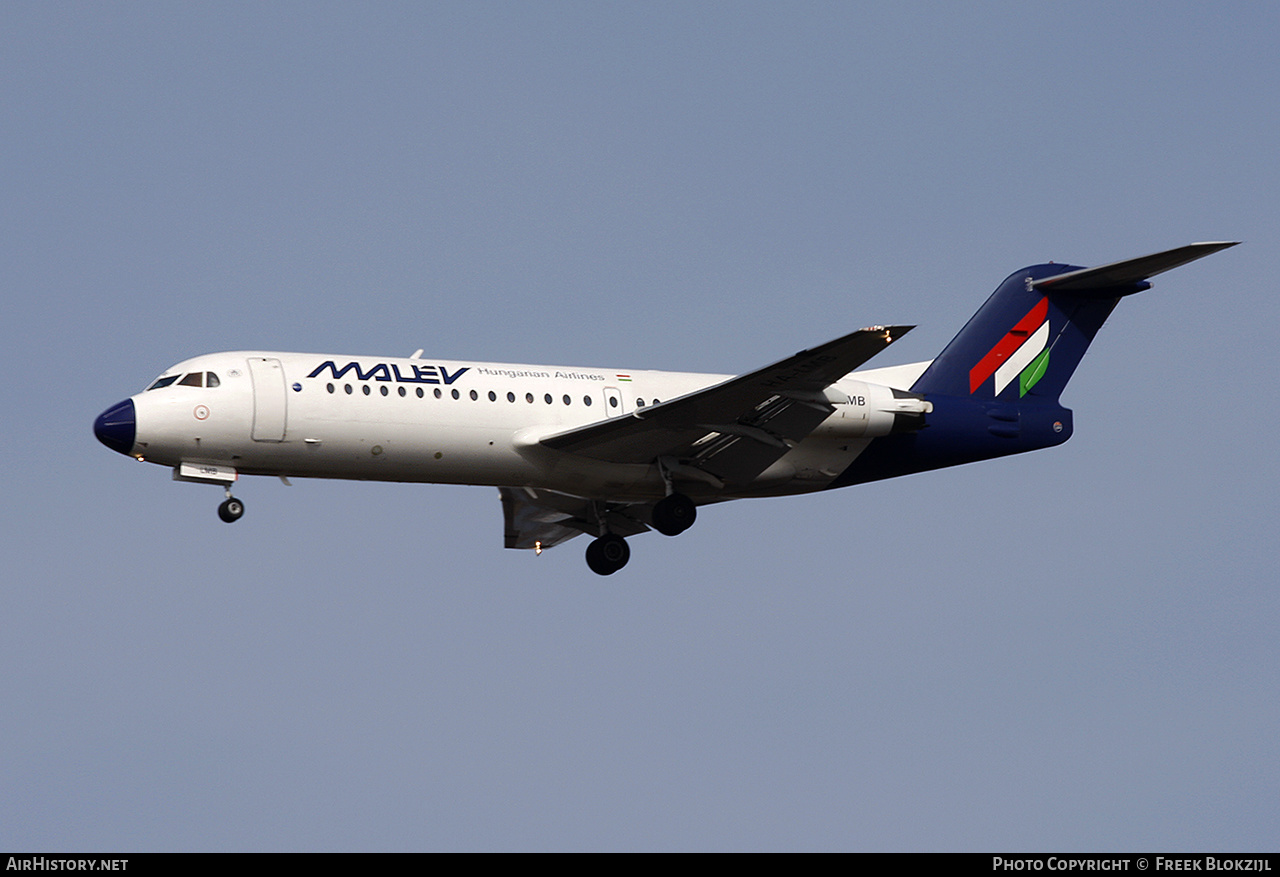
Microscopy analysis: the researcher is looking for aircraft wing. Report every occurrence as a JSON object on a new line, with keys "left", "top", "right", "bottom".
{"left": 500, "top": 486, "right": 650, "bottom": 549}
{"left": 538, "top": 325, "right": 912, "bottom": 487}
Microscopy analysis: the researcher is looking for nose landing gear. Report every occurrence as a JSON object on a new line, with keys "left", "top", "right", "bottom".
{"left": 217, "top": 487, "right": 244, "bottom": 523}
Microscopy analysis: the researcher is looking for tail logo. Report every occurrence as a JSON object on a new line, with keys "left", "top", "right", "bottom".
{"left": 969, "top": 297, "right": 1051, "bottom": 396}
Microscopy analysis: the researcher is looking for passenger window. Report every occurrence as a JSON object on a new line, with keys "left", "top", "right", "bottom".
{"left": 206, "top": 372, "right": 220, "bottom": 388}
{"left": 398, "top": 386, "right": 406, "bottom": 397}
{"left": 380, "top": 386, "right": 389, "bottom": 396}
{"left": 583, "top": 396, "right": 592, "bottom": 406}
{"left": 507, "top": 392, "right": 516, "bottom": 403}
{"left": 179, "top": 373, "right": 203, "bottom": 387}
{"left": 327, "top": 383, "right": 335, "bottom": 394}
{"left": 489, "top": 391, "right": 497, "bottom": 402}
{"left": 451, "top": 389, "right": 460, "bottom": 400}
{"left": 562, "top": 395, "right": 571, "bottom": 405}
{"left": 345, "top": 384, "right": 353, "bottom": 394}
{"left": 434, "top": 388, "right": 442, "bottom": 399}
{"left": 470, "top": 390, "right": 478, "bottom": 401}
{"left": 637, "top": 399, "right": 645, "bottom": 407}
{"left": 416, "top": 388, "right": 424, "bottom": 398}
{"left": 526, "top": 393, "right": 534, "bottom": 403}
{"left": 362, "top": 385, "right": 371, "bottom": 395}
{"left": 544, "top": 394, "right": 553, "bottom": 404}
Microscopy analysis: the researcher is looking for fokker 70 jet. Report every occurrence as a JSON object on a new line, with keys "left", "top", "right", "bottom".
{"left": 95, "top": 242, "right": 1236, "bottom": 574}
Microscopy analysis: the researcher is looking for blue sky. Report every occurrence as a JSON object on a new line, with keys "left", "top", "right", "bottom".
{"left": 3, "top": 1, "right": 1277, "bottom": 851}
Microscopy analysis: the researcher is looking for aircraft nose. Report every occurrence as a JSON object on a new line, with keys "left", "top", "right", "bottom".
{"left": 94, "top": 399, "right": 137, "bottom": 456}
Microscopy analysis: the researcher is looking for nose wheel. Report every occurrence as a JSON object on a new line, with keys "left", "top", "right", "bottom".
{"left": 217, "top": 496, "right": 245, "bottom": 523}
{"left": 585, "top": 533, "right": 630, "bottom": 575}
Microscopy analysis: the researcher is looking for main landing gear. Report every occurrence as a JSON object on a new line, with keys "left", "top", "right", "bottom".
{"left": 217, "top": 488, "right": 244, "bottom": 523}
{"left": 651, "top": 492, "right": 696, "bottom": 536}
{"left": 585, "top": 533, "right": 630, "bottom": 576}
{"left": 582, "top": 492, "right": 697, "bottom": 575}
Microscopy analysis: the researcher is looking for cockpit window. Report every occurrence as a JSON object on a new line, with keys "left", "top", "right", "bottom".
{"left": 146, "top": 371, "right": 220, "bottom": 391}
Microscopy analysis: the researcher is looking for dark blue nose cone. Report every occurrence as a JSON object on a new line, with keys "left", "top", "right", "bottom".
{"left": 94, "top": 399, "right": 136, "bottom": 456}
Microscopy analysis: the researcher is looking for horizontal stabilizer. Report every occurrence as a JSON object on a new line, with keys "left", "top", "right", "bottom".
{"left": 1032, "top": 241, "right": 1239, "bottom": 295}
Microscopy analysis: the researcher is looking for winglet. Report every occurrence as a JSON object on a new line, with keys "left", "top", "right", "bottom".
{"left": 1031, "top": 241, "right": 1240, "bottom": 296}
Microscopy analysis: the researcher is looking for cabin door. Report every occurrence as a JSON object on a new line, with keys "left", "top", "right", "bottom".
{"left": 247, "top": 357, "right": 288, "bottom": 441}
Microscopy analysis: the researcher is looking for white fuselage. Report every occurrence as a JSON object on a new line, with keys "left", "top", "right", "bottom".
{"left": 124, "top": 351, "right": 928, "bottom": 502}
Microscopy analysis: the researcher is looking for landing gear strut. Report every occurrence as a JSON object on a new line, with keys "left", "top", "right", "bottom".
{"left": 217, "top": 489, "right": 244, "bottom": 524}
{"left": 651, "top": 492, "right": 696, "bottom": 536}
{"left": 585, "top": 533, "right": 630, "bottom": 575}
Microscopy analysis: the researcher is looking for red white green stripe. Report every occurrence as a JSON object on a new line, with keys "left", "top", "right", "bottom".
{"left": 969, "top": 297, "right": 1051, "bottom": 397}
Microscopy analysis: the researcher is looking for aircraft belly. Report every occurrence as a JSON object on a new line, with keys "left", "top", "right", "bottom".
{"left": 236, "top": 420, "right": 539, "bottom": 485}
{"left": 535, "top": 459, "right": 663, "bottom": 502}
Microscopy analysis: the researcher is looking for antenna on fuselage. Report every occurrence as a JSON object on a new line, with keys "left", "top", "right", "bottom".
{"left": 410, "top": 349, "right": 424, "bottom": 360}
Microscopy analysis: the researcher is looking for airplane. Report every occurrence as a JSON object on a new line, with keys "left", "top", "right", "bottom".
{"left": 94, "top": 242, "right": 1237, "bottom": 574}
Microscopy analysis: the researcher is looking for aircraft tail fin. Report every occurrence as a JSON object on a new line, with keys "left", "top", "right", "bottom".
{"left": 909, "top": 242, "right": 1238, "bottom": 401}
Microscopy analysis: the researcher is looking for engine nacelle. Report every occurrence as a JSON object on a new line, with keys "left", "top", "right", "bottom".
{"left": 811, "top": 380, "right": 931, "bottom": 439}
